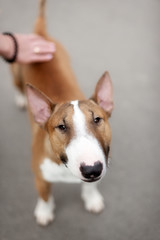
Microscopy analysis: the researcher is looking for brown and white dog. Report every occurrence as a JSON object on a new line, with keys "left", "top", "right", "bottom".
{"left": 11, "top": 0, "right": 113, "bottom": 226}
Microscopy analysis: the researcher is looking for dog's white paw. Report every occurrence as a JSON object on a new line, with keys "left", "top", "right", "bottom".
{"left": 34, "top": 196, "right": 55, "bottom": 226}
{"left": 83, "top": 190, "right": 104, "bottom": 213}
{"left": 15, "top": 93, "right": 27, "bottom": 110}
{"left": 35, "top": 210, "right": 54, "bottom": 226}
{"left": 81, "top": 183, "right": 105, "bottom": 213}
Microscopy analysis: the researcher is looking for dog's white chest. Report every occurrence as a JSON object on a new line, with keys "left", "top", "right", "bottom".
{"left": 40, "top": 158, "right": 81, "bottom": 183}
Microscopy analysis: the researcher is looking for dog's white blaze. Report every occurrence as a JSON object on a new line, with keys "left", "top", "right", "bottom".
{"left": 70, "top": 100, "right": 86, "bottom": 136}
{"left": 40, "top": 158, "right": 81, "bottom": 183}
{"left": 65, "top": 101, "right": 106, "bottom": 179}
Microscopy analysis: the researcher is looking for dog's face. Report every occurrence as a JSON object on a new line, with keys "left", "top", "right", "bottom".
{"left": 47, "top": 99, "right": 111, "bottom": 182}
{"left": 26, "top": 72, "right": 113, "bottom": 182}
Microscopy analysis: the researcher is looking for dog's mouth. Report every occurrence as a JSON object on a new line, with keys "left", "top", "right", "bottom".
{"left": 82, "top": 176, "right": 101, "bottom": 183}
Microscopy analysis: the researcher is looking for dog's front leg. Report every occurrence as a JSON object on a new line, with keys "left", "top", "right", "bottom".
{"left": 81, "top": 182, "right": 105, "bottom": 213}
{"left": 34, "top": 177, "right": 55, "bottom": 226}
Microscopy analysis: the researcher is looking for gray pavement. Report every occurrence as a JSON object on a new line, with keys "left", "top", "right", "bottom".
{"left": 0, "top": 0, "right": 160, "bottom": 240}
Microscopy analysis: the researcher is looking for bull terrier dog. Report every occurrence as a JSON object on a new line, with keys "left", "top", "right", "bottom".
{"left": 11, "top": 0, "right": 113, "bottom": 226}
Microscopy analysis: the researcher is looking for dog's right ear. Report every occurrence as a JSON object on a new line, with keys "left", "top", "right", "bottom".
{"left": 26, "top": 84, "right": 55, "bottom": 127}
{"left": 91, "top": 71, "right": 113, "bottom": 117}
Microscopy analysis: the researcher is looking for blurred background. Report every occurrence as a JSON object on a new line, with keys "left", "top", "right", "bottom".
{"left": 0, "top": 0, "right": 160, "bottom": 239}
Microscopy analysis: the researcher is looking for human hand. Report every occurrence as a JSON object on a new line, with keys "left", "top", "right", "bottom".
{"left": 0, "top": 33, "right": 56, "bottom": 64}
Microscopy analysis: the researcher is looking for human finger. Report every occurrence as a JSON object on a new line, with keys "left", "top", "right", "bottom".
{"left": 30, "top": 53, "right": 53, "bottom": 63}
{"left": 33, "top": 42, "right": 56, "bottom": 55}
{"left": 33, "top": 43, "right": 56, "bottom": 55}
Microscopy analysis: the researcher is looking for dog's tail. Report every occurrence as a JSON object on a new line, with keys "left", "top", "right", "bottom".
{"left": 34, "top": 0, "right": 48, "bottom": 37}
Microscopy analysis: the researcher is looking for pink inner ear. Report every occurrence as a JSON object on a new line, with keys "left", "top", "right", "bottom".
{"left": 99, "top": 99, "right": 113, "bottom": 115}
{"left": 26, "top": 86, "right": 52, "bottom": 125}
{"left": 33, "top": 100, "right": 51, "bottom": 125}
{"left": 97, "top": 73, "right": 113, "bottom": 114}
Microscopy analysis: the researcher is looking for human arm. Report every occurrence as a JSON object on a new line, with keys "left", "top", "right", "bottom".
{"left": 0, "top": 33, "right": 56, "bottom": 64}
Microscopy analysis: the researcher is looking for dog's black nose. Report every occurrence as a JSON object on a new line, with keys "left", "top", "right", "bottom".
{"left": 80, "top": 161, "right": 103, "bottom": 180}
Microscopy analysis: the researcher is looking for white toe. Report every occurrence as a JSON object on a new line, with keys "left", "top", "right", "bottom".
{"left": 34, "top": 196, "right": 55, "bottom": 226}
{"left": 81, "top": 183, "right": 105, "bottom": 214}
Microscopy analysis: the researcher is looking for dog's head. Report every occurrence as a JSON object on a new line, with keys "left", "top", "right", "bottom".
{"left": 26, "top": 72, "right": 113, "bottom": 182}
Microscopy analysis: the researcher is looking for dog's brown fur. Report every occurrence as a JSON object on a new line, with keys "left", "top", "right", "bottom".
{"left": 10, "top": 0, "right": 113, "bottom": 225}
{"left": 10, "top": 0, "right": 86, "bottom": 201}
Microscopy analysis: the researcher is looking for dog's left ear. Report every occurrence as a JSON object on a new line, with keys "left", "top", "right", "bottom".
{"left": 91, "top": 71, "right": 113, "bottom": 117}
{"left": 26, "top": 84, "right": 55, "bottom": 127}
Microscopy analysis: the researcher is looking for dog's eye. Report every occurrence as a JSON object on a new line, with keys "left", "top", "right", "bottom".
{"left": 94, "top": 117, "right": 102, "bottom": 124}
{"left": 57, "top": 124, "right": 67, "bottom": 132}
